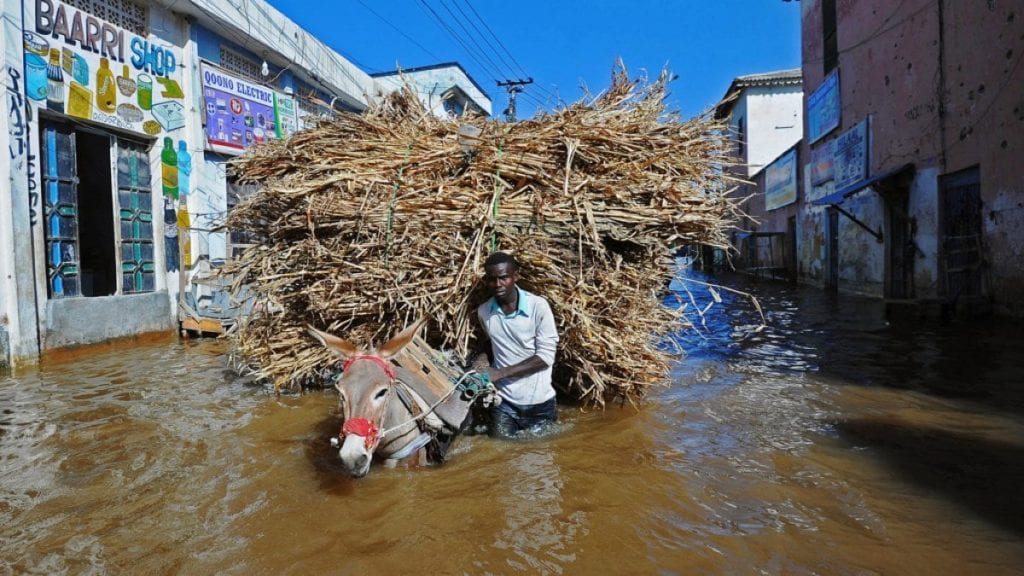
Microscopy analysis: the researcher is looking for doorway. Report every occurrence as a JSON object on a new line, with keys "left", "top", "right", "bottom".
{"left": 76, "top": 131, "right": 117, "bottom": 296}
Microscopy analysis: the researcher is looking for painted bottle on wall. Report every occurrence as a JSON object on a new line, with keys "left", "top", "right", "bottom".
{"left": 177, "top": 141, "right": 191, "bottom": 198}
{"left": 161, "top": 137, "right": 178, "bottom": 200}
{"left": 96, "top": 57, "right": 116, "bottom": 113}
{"left": 177, "top": 204, "right": 192, "bottom": 271}
{"left": 45, "top": 48, "right": 64, "bottom": 112}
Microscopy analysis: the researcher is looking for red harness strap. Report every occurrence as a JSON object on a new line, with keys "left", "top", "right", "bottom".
{"left": 338, "top": 355, "right": 395, "bottom": 451}
{"left": 341, "top": 355, "right": 396, "bottom": 380}
{"left": 341, "top": 418, "right": 380, "bottom": 450}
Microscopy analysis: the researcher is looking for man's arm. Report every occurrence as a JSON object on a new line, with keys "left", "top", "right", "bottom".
{"left": 487, "top": 355, "right": 548, "bottom": 382}
{"left": 487, "top": 297, "right": 558, "bottom": 382}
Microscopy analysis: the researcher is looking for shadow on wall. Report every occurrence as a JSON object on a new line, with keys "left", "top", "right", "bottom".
{"left": 836, "top": 417, "right": 1024, "bottom": 537}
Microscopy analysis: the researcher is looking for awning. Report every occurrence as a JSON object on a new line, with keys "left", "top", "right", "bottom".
{"left": 812, "top": 163, "right": 915, "bottom": 206}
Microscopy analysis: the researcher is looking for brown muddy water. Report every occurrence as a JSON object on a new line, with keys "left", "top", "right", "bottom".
{"left": 2, "top": 271, "right": 1024, "bottom": 575}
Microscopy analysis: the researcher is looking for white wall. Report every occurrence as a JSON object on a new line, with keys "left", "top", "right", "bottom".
{"left": 374, "top": 66, "right": 492, "bottom": 117}
{"left": 744, "top": 85, "right": 803, "bottom": 176}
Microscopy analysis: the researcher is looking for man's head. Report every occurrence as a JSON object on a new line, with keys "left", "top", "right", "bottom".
{"left": 483, "top": 252, "right": 519, "bottom": 303}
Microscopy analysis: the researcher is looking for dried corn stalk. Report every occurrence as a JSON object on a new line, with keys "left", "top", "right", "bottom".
{"left": 222, "top": 64, "right": 742, "bottom": 407}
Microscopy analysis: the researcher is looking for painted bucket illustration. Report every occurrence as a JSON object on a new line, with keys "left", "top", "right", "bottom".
{"left": 25, "top": 53, "right": 48, "bottom": 101}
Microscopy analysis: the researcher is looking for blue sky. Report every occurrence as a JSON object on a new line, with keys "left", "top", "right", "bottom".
{"left": 267, "top": 0, "right": 802, "bottom": 120}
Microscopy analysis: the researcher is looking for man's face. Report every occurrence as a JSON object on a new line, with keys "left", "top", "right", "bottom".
{"left": 484, "top": 263, "right": 518, "bottom": 301}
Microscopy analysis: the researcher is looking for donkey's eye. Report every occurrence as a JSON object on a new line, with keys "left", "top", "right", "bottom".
{"left": 374, "top": 388, "right": 389, "bottom": 400}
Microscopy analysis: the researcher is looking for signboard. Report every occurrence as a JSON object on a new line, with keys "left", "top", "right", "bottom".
{"left": 810, "top": 139, "right": 835, "bottom": 185}
{"left": 833, "top": 119, "right": 869, "bottom": 191}
{"left": 25, "top": 0, "right": 185, "bottom": 137}
{"left": 764, "top": 148, "right": 798, "bottom": 211}
{"left": 201, "top": 62, "right": 299, "bottom": 155}
{"left": 807, "top": 69, "right": 839, "bottom": 144}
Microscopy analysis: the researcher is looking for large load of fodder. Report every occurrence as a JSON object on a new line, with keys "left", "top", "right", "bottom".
{"left": 222, "top": 66, "right": 741, "bottom": 408}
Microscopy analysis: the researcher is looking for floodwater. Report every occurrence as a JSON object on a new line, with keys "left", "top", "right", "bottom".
{"left": 2, "top": 271, "right": 1023, "bottom": 575}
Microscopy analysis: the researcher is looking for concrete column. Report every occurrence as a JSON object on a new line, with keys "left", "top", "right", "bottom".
{"left": 1, "top": 0, "right": 42, "bottom": 370}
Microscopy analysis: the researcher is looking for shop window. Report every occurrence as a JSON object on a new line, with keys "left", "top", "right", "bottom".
{"left": 226, "top": 176, "right": 260, "bottom": 258}
{"left": 822, "top": 0, "right": 838, "bottom": 74}
{"left": 219, "top": 47, "right": 262, "bottom": 83}
{"left": 40, "top": 121, "right": 154, "bottom": 298}
{"left": 443, "top": 97, "right": 465, "bottom": 119}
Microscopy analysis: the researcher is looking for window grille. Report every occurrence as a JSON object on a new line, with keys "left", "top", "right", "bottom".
{"left": 116, "top": 140, "right": 155, "bottom": 294}
{"left": 297, "top": 94, "right": 323, "bottom": 117}
{"left": 219, "top": 47, "right": 263, "bottom": 83}
{"left": 40, "top": 124, "right": 81, "bottom": 298}
{"left": 69, "top": 0, "right": 147, "bottom": 37}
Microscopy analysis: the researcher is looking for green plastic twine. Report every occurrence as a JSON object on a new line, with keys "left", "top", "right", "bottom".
{"left": 490, "top": 147, "right": 503, "bottom": 252}
{"left": 384, "top": 145, "right": 413, "bottom": 269}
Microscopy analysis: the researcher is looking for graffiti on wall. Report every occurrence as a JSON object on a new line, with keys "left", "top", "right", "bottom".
{"left": 26, "top": 0, "right": 185, "bottom": 137}
{"left": 7, "top": 63, "right": 39, "bottom": 227}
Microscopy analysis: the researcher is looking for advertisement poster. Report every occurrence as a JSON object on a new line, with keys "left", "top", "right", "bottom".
{"left": 807, "top": 69, "right": 840, "bottom": 144}
{"left": 275, "top": 94, "right": 299, "bottom": 138}
{"left": 24, "top": 0, "right": 186, "bottom": 137}
{"left": 201, "top": 62, "right": 298, "bottom": 155}
{"left": 834, "top": 119, "right": 869, "bottom": 191}
{"left": 764, "top": 148, "right": 798, "bottom": 211}
{"left": 810, "top": 139, "right": 835, "bottom": 185}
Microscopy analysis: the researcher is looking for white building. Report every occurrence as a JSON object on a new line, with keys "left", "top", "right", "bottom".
{"left": 715, "top": 69, "right": 803, "bottom": 177}
{"left": 372, "top": 62, "right": 491, "bottom": 119}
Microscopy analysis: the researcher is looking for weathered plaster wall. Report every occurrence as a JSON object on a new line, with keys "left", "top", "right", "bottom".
{"left": 44, "top": 293, "right": 175, "bottom": 349}
{"left": 942, "top": 1, "right": 1024, "bottom": 315}
{"left": 802, "top": 0, "right": 944, "bottom": 299}
{"left": 908, "top": 166, "right": 940, "bottom": 297}
{"left": 1, "top": 0, "right": 40, "bottom": 367}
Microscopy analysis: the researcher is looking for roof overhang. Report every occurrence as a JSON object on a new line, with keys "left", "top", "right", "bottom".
{"left": 812, "top": 163, "right": 916, "bottom": 206}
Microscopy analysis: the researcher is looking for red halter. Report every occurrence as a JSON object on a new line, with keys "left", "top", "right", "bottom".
{"left": 341, "top": 355, "right": 396, "bottom": 381}
{"left": 338, "top": 355, "right": 396, "bottom": 450}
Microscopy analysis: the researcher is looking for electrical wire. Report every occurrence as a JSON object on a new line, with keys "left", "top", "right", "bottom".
{"left": 414, "top": 0, "right": 504, "bottom": 83}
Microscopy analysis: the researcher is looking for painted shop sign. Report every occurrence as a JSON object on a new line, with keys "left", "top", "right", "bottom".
{"left": 25, "top": 0, "right": 185, "bottom": 137}
{"left": 807, "top": 69, "right": 839, "bottom": 144}
{"left": 764, "top": 148, "right": 798, "bottom": 211}
{"left": 833, "top": 119, "right": 869, "bottom": 192}
{"left": 201, "top": 62, "right": 299, "bottom": 155}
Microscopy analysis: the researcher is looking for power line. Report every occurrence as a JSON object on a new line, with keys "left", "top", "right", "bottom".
{"left": 353, "top": 0, "right": 445, "bottom": 64}
{"left": 414, "top": 0, "right": 503, "bottom": 82}
{"left": 439, "top": 0, "right": 509, "bottom": 79}
{"left": 454, "top": 0, "right": 559, "bottom": 104}
{"left": 458, "top": 0, "right": 530, "bottom": 79}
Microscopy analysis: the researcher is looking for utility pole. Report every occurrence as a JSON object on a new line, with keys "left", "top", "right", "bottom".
{"left": 497, "top": 78, "right": 533, "bottom": 122}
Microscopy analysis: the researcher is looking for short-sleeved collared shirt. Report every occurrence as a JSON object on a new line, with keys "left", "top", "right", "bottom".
{"left": 476, "top": 287, "right": 559, "bottom": 406}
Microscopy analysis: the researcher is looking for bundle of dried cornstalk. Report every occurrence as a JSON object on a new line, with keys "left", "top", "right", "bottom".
{"left": 223, "top": 66, "right": 741, "bottom": 407}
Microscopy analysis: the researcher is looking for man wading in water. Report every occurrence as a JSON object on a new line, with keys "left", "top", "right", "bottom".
{"left": 475, "top": 252, "right": 560, "bottom": 438}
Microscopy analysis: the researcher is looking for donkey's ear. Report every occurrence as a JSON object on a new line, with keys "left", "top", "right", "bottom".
{"left": 377, "top": 317, "right": 428, "bottom": 359}
{"left": 307, "top": 325, "right": 360, "bottom": 359}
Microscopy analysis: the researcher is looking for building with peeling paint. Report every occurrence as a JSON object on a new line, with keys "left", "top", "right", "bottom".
{"left": 798, "top": 0, "right": 1024, "bottom": 315}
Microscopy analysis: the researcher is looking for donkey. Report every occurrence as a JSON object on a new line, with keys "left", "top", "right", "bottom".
{"left": 307, "top": 318, "right": 474, "bottom": 478}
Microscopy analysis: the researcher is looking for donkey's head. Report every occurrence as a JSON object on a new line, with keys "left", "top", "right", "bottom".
{"left": 307, "top": 318, "right": 426, "bottom": 477}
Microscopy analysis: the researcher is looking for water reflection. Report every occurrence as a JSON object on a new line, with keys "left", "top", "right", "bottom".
{"left": 490, "top": 448, "right": 582, "bottom": 574}
{"left": 2, "top": 270, "right": 1024, "bottom": 573}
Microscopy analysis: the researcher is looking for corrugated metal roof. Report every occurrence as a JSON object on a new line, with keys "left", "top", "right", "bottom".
{"left": 715, "top": 68, "right": 803, "bottom": 119}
